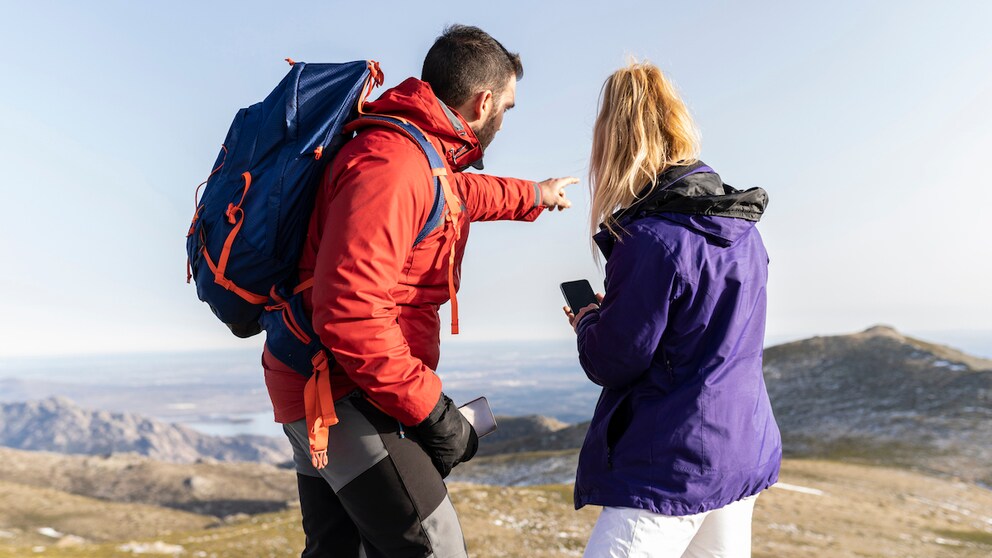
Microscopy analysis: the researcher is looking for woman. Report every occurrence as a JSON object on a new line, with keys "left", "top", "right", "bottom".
{"left": 566, "top": 62, "right": 781, "bottom": 557}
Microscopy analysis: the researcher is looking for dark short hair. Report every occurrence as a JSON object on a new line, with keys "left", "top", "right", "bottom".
{"left": 422, "top": 25, "right": 523, "bottom": 107}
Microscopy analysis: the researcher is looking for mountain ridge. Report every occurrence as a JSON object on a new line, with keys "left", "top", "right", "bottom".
{"left": 0, "top": 397, "right": 289, "bottom": 464}
{"left": 763, "top": 324, "right": 992, "bottom": 485}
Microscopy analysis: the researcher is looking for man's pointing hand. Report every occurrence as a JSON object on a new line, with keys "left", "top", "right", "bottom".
{"left": 537, "top": 177, "right": 579, "bottom": 211}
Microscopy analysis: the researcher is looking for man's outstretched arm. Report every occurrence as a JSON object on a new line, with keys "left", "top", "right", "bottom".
{"left": 453, "top": 173, "right": 577, "bottom": 222}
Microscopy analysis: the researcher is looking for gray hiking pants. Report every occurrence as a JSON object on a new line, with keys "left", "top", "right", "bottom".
{"left": 283, "top": 393, "right": 468, "bottom": 558}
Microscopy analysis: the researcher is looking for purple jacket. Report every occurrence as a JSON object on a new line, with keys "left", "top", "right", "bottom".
{"left": 574, "top": 163, "right": 781, "bottom": 516}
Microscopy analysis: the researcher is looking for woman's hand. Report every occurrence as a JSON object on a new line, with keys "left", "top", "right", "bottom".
{"left": 563, "top": 293, "right": 604, "bottom": 333}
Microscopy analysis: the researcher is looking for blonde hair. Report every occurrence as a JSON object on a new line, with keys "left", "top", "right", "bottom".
{"left": 589, "top": 61, "right": 701, "bottom": 240}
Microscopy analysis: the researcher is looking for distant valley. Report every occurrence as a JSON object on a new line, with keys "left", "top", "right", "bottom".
{"left": 2, "top": 326, "right": 990, "bottom": 486}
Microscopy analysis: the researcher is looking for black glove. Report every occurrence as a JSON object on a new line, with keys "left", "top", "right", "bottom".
{"left": 413, "top": 393, "right": 479, "bottom": 478}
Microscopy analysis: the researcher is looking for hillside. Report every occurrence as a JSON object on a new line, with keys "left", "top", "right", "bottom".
{"left": 463, "top": 326, "right": 992, "bottom": 486}
{"left": 0, "top": 397, "right": 289, "bottom": 464}
{"left": 0, "top": 447, "right": 297, "bottom": 517}
{"left": 478, "top": 415, "right": 585, "bottom": 457}
{"left": 0, "top": 456, "right": 989, "bottom": 557}
{"left": 763, "top": 325, "right": 992, "bottom": 484}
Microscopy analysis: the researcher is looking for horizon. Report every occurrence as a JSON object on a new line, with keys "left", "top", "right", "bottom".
{"left": 1, "top": 2, "right": 990, "bottom": 358}
{"left": 1, "top": 324, "right": 990, "bottom": 363}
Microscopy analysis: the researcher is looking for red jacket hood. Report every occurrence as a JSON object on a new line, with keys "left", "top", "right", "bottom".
{"left": 363, "top": 77, "right": 484, "bottom": 171}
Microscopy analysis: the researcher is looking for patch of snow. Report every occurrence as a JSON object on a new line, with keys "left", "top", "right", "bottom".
{"left": 767, "top": 523, "right": 800, "bottom": 534}
{"left": 36, "top": 527, "right": 62, "bottom": 538}
{"left": 55, "top": 535, "right": 87, "bottom": 547}
{"left": 771, "top": 482, "right": 824, "bottom": 496}
{"left": 118, "top": 541, "right": 185, "bottom": 555}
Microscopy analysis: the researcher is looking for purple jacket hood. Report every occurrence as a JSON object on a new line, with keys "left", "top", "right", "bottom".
{"left": 595, "top": 161, "right": 768, "bottom": 256}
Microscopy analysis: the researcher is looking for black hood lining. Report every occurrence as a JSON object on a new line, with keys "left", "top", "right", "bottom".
{"left": 612, "top": 161, "right": 768, "bottom": 225}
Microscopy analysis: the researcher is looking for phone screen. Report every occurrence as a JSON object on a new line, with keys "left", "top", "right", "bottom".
{"left": 458, "top": 396, "right": 497, "bottom": 437}
{"left": 561, "top": 280, "right": 598, "bottom": 312}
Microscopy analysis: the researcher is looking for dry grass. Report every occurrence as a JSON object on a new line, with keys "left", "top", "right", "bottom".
{"left": 1, "top": 459, "right": 990, "bottom": 557}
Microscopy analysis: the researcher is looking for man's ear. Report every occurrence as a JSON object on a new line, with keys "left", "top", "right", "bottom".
{"left": 469, "top": 89, "right": 494, "bottom": 122}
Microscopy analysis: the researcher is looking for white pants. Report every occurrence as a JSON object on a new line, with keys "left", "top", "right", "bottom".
{"left": 583, "top": 495, "right": 757, "bottom": 558}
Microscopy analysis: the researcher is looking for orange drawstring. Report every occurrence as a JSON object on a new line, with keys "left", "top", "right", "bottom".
{"left": 447, "top": 242, "right": 459, "bottom": 335}
{"left": 435, "top": 172, "right": 462, "bottom": 334}
{"left": 265, "top": 287, "right": 312, "bottom": 345}
{"left": 356, "top": 61, "right": 384, "bottom": 116}
{"left": 293, "top": 277, "right": 315, "bottom": 295}
{"left": 193, "top": 145, "right": 227, "bottom": 208}
{"left": 201, "top": 172, "right": 268, "bottom": 305}
{"left": 186, "top": 146, "right": 228, "bottom": 283}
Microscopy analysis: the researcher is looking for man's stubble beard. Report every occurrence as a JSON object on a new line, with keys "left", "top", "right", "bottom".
{"left": 472, "top": 109, "right": 501, "bottom": 153}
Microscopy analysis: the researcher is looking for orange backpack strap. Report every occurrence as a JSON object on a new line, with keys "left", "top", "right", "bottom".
{"left": 200, "top": 171, "right": 268, "bottom": 305}
{"left": 305, "top": 349, "right": 337, "bottom": 469}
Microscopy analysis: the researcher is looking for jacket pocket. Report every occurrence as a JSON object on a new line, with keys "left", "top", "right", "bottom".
{"left": 604, "top": 394, "right": 633, "bottom": 469}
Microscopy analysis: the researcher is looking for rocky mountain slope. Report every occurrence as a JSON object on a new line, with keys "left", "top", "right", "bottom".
{"left": 464, "top": 326, "right": 992, "bottom": 486}
{"left": 763, "top": 325, "right": 992, "bottom": 484}
{"left": 0, "top": 397, "right": 289, "bottom": 464}
{"left": 477, "top": 415, "right": 584, "bottom": 456}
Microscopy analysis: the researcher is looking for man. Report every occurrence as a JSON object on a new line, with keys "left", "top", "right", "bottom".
{"left": 262, "top": 25, "right": 576, "bottom": 557}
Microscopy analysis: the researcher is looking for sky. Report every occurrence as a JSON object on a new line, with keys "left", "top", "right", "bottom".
{"left": 1, "top": 1, "right": 990, "bottom": 359}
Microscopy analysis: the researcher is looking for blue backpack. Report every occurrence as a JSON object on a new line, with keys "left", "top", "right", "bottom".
{"left": 186, "top": 59, "right": 447, "bottom": 376}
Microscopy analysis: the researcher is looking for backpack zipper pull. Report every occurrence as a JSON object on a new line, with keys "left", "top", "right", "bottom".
{"left": 397, "top": 420, "right": 406, "bottom": 439}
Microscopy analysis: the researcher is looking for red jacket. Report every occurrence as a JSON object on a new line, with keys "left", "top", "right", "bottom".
{"left": 263, "top": 77, "right": 543, "bottom": 426}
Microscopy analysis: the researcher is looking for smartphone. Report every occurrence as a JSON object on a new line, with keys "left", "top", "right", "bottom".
{"left": 458, "top": 396, "right": 497, "bottom": 437}
{"left": 560, "top": 279, "right": 598, "bottom": 313}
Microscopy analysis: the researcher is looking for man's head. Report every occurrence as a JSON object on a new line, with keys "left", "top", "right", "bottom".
{"left": 422, "top": 25, "right": 523, "bottom": 151}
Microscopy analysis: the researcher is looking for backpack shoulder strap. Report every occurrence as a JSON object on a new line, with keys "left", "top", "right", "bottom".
{"left": 344, "top": 115, "right": 448, "bottom": 245}
{"left": 290, "top": 116, "right": 452, "bottom": 297}
{"left": 344, "top": 115, "right": 464, "bottom": 334}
